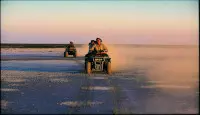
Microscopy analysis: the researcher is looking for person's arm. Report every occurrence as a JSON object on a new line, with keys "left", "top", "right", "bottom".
{"left": 68, "top": 45, "right": 75, "bottom": 50}
{"left": 89, "top": 44, "right": 96, "bottom": 52}
{"left": 66, "top": 45, "right": 70, "bottom": 51}
{"left": 103, "top": 44, "right": 108, "bottom": 52}
{"left": 65, "top": 45, "right": 68, "bottom": 52}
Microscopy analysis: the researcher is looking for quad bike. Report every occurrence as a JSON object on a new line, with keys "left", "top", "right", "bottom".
{"left": 64, "top": 47, "right": 77, "bottom": 58}
{"left": 85, "top": 50, "right": 111, "bottom": 74}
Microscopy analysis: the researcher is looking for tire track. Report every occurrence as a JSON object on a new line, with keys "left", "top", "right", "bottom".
{"left": 66, "top": 74, "right": 116, "bottom": 114}
{"left": 65, "top": 75, "right": 93, "bottom": 114}
{"left": 72, "top": 57, "right": 123, "bottom": 113}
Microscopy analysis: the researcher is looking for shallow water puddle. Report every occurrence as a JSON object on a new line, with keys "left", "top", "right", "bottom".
{"left": 8, "top": 84, "right": 26, "bottom": 86}
{"left": 49, "top": 78, "right": 69, "bottom": 83}
{"left": 2, "top": 78, "right": 26, "bottom": 83}
{"left": 81, "top": 86, "right": 114, "bottom": 91}
{"left": 1, "top": 88, "right": 20, "bottom": 92}
{"left": 1, "top": 100, "right": 14, "bottom": 109}
{"left": 60, "top": 101, "right": 103, "bottom": 107}
{"left": 88, "top": 77, "right": 108, "bottom": 80}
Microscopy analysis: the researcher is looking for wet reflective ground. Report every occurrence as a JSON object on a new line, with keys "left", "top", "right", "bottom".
{"left": 1, "top": 47, "right": 198, "bottom": 114}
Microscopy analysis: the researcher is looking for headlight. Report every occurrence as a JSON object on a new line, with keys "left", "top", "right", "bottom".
{"left": 95, "top": 58, "right": 103, "bottom": 61}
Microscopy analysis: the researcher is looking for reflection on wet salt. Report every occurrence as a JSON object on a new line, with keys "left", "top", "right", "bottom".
{"left": 49, "top": 78, "right": 69, "bottom": 83}
{"left": 81, "top": 86, "right": 114, "bottom": 90}
{"left": 147, "top": 79, "right": 198, "bottom": 83}
{"left": 121, "top": 89, "right": 136, "bottom": 91}
{"left": 176, "top": 108, "right": 198, "bottom": 114}
{"left": 8, "top": 84, "right": 25, "bottom": 86}
{"left": 88, "top": 77, "right": 108, "bottom": 80}
{"left": 60, "top": 101, "right": 103, "bottom": 107}
{"left": 1, "top": 88, "right": 19, "bottom": 92}
{"left": 141, "top": 85, "right": 192, "bottom": 89}
{"left": 2, "top": 78, "right": 26, "bottom": 83}
{"left": 1, "top": 100, "right": 13, "bottom": 109}
{"left": 118, "top": 77, "right": 136, "bottom": 80}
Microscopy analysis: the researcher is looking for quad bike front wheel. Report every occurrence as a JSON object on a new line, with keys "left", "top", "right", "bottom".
{"left": 86, "top": 62, "right": 92, "bottom": 74}
{"left": 106, "top": 62, "right": 112, "bottom": 75}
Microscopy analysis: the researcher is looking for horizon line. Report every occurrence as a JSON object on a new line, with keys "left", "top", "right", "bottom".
{"left": 1, "top": 43, "right": 198, "bottom": 46}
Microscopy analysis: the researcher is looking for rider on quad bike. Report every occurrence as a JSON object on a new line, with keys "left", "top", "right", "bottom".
{"left": 64, "top": 41, "right": 77, "bottom": 57}
{"left": 85, "top": 38, "right": 111, "bottom": 74}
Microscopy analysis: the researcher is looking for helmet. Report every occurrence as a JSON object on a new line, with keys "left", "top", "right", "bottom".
{"left": 91, "top": 40, "right": 95, "bottom": 43}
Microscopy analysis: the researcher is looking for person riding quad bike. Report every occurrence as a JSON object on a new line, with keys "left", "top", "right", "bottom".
{"left": 64, "top": 41, "right": 77, "bottom": 57}
{"left": 85, "top": 38, "right": 111, "bottom": 74}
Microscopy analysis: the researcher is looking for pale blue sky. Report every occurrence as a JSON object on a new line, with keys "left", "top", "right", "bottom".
{"left": 1, "top": 0, "right": 199, "bottom": 44}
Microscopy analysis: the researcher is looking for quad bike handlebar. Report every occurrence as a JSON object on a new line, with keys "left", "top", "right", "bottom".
{"left": 96, "top": 50, "right": 108, "bottom": 55}
{"left": 67, "top": 47, "right": 76, "bottom": 51}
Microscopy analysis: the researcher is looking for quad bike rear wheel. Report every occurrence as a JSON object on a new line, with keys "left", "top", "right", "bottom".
{"left": 106, "top": 62, "right": 112, "bottom": 74}
{"left": 86, "top": 62, "right": 92, "bottom": 74}
{"left": 64, "top": 52, "right": 68, "bottom": 57}
{"left": 73, "top": 53, "right": 77, "bottom": 58}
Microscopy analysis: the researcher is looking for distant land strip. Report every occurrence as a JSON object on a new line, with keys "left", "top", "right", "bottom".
{"left": 0, "top": 43, "right": 198, "bottom": 48}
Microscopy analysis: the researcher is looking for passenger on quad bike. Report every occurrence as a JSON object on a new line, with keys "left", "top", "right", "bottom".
{"left": 64, "top": 41, "right": 77, "bottom": 57}
{"left": 85, "top": 38, "right": 111, "bottom": 74}
{"left": 85, "top": 40, "right": 96, "bottom": 58}
{"left": 88, "top": 40, "right": 96, "bottom": 53}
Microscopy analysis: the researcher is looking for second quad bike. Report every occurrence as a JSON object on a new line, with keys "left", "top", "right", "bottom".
{"left": 64, "top": 47, "right": 77, "bottom": 58}
{"left": 85, "top": 50, "right": 111, "bottom": 74}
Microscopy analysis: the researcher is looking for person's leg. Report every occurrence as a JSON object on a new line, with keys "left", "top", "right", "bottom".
{"left": 85, "top": 53, "right": 90, "bottom": 57}
{"left": 87, "top": 53, "right": 93, "bottom": 58}
{"left": 85, "top": 53, "right": 92, "bottom": 61}
{"left": 102, "top": 53, "right": 109, "bottom": 57}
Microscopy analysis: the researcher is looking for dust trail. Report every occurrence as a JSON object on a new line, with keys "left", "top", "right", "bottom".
{"left": 76, "top": 44, "right": 89, "bottom": 57}
{"left": 146, "top": 56, "right": 198, "bottom": 93}
{"left": 105, "top": 44, "right": 135, "bottom": 72}
{"left": 84, "top": 43, "right": 199, "bottom": 94}
{"left": 140, "top": 47, "right": 199, "bottom": 95}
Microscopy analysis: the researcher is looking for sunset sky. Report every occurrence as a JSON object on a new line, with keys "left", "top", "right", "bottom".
{"left": 1, "top": 0, "right": 198, "bottom": 45}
